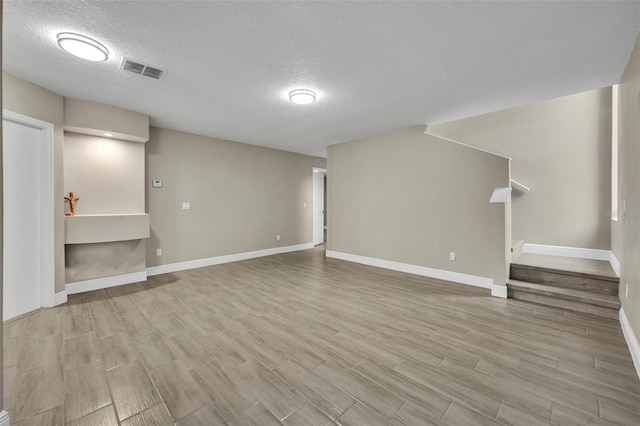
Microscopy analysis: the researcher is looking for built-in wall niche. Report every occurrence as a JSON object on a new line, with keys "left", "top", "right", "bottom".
{"left": 63, "top": 98, "right": 150, "bottom": 288}
{"left": 63, "top": 97, "right": 149, "bottom": 215}
{"left": 64, "top": 132, "right": 145, "bottom": 215}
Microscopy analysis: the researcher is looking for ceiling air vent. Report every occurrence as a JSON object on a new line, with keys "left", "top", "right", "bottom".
{"left": 120, "top": 58, "right": 166, "bottom": 80}
{"left": 142, "top": 66, "right": 164, "bottom": 79}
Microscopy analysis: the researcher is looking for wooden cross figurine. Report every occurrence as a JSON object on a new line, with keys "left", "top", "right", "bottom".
{"left": 64, "top": 192, "right": 79, "bottom": 216}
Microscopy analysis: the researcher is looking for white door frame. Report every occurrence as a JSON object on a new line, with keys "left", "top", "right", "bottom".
{"left": 312, "top": 167, "right": 327, "bottom": 246}
{"left": 3, "top": 109, "right": 56, "bottom": 309}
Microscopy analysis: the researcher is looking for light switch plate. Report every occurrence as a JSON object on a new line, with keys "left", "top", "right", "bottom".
{"left": 182, "top": 202, "right": 191, "bottom": 210}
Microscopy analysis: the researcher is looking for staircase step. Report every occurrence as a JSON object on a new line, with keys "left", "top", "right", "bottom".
{"left": 507, "top": 280, "right": 621, "bottom": 309}
{"left": 508, "top": 288, "right": 619, "bottom": 320}
{"left": 512, "top": 253, "right": 617, "bottom": 279}
{"left": 510, "top": 262, "right": 618, "bottom": 296}
{"left": 508, "top": 254, "right": 621, "bottom": 319}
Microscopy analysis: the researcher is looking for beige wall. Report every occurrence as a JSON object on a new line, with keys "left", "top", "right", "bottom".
{"left": 429, "top": 88, "right": 611, "bottom": 250}
{"left": 2, "top": 71, "right": 66, "bottom": 293}
{"left": 617, "top": 31, "right": 640, "bottom": 349}
{"left": 327, "top": 126, "right": 510, "bottom": 285}
{"left": 64, "top": 132, "right": 145, "bottom": 214}
{"left": 146, "top": 126, "right": 326, "bottom": 267}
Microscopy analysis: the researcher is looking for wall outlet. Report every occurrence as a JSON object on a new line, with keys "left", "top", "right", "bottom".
{"left": 182, "top": 202, "right": 191, "bottom": 210}
{"left": 449, "top": 252, "right": 456, "bottom": 261}
{"left": 626, "top": 282, "right": 629, "bottom": 298}
{"left": 152, "top": 179, "right": 163, "bottom": 188}
{"left": 277, "top": 235, "right": 281, "bottom": 241}
{"left": 156, "top": 248, "right": 162, "bottom": 257}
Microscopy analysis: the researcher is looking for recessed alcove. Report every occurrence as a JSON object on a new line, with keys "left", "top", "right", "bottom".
{"left": 63, "top": 99, "right": 150, "bottom": 290}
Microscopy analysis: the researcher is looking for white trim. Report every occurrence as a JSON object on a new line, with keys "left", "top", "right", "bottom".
{"left": 620, "top": 307, "right": 640, "bottom": 380}
{"left": 424, "top": 130, "right": 512, "bottom": 161}
{"left": 0, "top": 410, "right": 10, "bottom": 426}
{"left": 609, "top": 252, "right": 621, "bottom": 277}
{"left": 2, "top": 110, "right": 56, "bottom": 309}
{"left": 510, "top": 179, "right": 530, "bottom": 192}
{"left": 54, "top": 291, "right": 68, "bottom": 306}
{"left": 66, "top": 271, "right": 147, "bottom": 295}
{"left": 490, "top": 187, "right": 512, "bottom": 204}
{"left": 522, "top": 244, "right": 611, "bottom": 261}
{"left": 312, "top": 167, "right": 327, "bottom": 246}
{"left": 3, "top": 109, "right": 53, "bottom": 130}
{"left": 326, "top": 250, "right": 494, "bottom": 290}
{"left": 39, "top": 120, "right": 55, "bottom": 308}
{"left": 147, "top": 243, "right": 314, "bottom": 276}
{"left": 491, "top": 285, "right": 508, "bottom": 298}
{"left": 522, "top": 244, "right": 621, "bottom": 277}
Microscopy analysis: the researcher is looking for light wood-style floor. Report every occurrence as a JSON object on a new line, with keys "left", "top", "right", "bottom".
{"left": 4, "top": 247, "right": 640, "bottom": 425}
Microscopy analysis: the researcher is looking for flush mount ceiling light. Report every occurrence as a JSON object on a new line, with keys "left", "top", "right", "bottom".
{"left": 289, "top": 89, "right": 316, "bottom": 105}
{"left": 57, "top": 32, "right": 109, "bottom": 61}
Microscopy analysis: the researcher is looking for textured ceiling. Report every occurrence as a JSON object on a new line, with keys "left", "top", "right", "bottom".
{"left": 4, "top": 1, "right": 640, "bottom": 157}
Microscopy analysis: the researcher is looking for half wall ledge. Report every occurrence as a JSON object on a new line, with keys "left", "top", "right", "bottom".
{"left": 64, "top": 213, "right": 150, "bottom": 244}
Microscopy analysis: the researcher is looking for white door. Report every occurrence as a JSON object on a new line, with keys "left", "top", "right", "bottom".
{"left": 3, "top": 119, "right": 43, "bottom": 320}
{"left": 312, "top": 168, "right": 326, "bottom": 246}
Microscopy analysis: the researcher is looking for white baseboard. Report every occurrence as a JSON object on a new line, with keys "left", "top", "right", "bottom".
{"left": 522, "top": 244, "right": 621, "bottom": 276}
{"left": 325, "top": 250, "right": 494, "bottom": 290}
{"left": 66, "top": 271, "right": 147, "bottom": 295}
{"left": 491, "top": 285, "right": 507, "bottom": 298}
{"left": 54, "top": 291, "right": 68, "bottom": 306}
{"left": 522, "top": 243, "right": 611, "bottom": 261}
{"left": 609, "top": 251, "right": 621, "bottom": 277}
{"left": 620, "top": 307, "right": 640, "bottom": 380}
{"left": 0, "top": 410, "right": 10, "bottom": 426}
{"left": 146, "top": 243, "right": 314, "bottom": 277}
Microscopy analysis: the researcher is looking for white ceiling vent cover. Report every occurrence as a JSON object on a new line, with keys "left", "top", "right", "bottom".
{"left": 120, "top": 58, "right": 166, "bottom": 80}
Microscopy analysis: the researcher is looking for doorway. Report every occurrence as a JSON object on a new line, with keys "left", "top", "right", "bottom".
{"left": 3, "top": 110, "right": 55, "bottom": 321}
{"left": 312, "top": 167, "right": 327, "bottom": 246}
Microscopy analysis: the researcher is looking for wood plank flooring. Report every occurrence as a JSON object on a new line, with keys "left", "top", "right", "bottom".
{"left": 3, "top": 246, "right": 640, "bottom": 425}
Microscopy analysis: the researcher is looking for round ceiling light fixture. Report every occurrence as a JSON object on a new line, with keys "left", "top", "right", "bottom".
{"left": 57, "top": 32, "right": 109, "bottom": 62}
{"left": 289, "top": 89, "right": 316, "bottom": 105}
